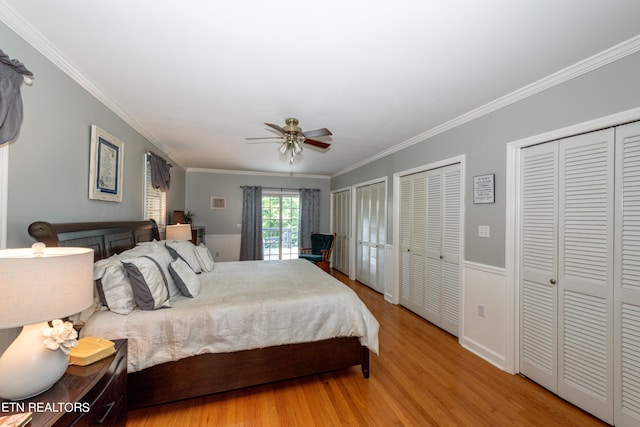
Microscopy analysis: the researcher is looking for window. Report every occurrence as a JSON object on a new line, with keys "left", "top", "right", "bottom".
{"left": 262, "top": 193, "right": 299, "bottom": 260}
{"left": 144, "top": 154, "right": 166, "bottom": 225}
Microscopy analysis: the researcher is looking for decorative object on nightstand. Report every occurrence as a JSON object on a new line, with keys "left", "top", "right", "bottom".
{"left": 166, "top": 223, "right": 192, "bottom": 241}
{"left": 0, "top": 243, "right": 93, "bottom": 400}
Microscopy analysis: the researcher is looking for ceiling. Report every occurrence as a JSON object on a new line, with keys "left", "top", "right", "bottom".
{"left": 2, "top": 1, "right": 640, "bottom": 176}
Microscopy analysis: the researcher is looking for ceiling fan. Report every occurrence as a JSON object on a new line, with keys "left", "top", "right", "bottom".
{"left": 246, "top": 118, "right": 332, "bottom": 163}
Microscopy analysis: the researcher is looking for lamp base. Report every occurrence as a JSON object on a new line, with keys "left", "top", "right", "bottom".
{"left": 0, "top": 322, "right": 69, "bottom": 400}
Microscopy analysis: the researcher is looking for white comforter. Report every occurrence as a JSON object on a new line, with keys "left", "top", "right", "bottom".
{"left": 81, "top": 259, "right": 379, "bottom": 372}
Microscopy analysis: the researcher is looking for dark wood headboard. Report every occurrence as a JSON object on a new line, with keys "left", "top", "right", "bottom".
{"left": 28, "top": 220, "right": 160, "bottom": 262}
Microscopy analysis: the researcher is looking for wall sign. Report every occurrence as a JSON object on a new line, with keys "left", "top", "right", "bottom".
{"left": 473, "top": 174, "right": 495, "bottom": 204}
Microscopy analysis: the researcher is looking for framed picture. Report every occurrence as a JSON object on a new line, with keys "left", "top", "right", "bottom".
{"left": 88, "top": 125, "right": 124, "bottom": 202}
{"left": 473, "top": 173, "right": 495, "bottom": 204}
{"left": 210, "top": 196, "right": 227, "bottom": 210}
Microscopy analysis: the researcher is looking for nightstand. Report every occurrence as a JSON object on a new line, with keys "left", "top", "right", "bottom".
{"left": 0, "top": 339, "right": 127, "bottom": 426}
{"left": 191, "top": 225, "right": 205, "bottom": 245}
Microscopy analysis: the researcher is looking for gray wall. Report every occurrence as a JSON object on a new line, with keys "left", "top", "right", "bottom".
{"left": 332, "top": 52, "right": 640, "bottom": 268}
{"left": 185, "top": 171, "right": 331, "bottom": 235}
{"left": 2, "top": 21, "right": 186, "bottom": 248}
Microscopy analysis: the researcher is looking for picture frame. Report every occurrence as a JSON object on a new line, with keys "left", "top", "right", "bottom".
{"left": 473, "top": 173, "right": 495, "bottom": 204}
{"left": 88, "top": 125, "right": 124, "bottom": 202}
{"left": 210, "top": 196, "right": 227, "bottom": 210}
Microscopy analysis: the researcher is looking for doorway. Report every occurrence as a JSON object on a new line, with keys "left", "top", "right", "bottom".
{"left": 262, "top": 192, "right": 300, "bottom": 260}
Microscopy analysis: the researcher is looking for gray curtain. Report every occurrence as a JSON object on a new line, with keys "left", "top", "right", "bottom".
{"left": 239, "top": 186, "right": 263, "bottom": 261}
{"left": 148, "top": 151, "right": 171, "bottom": 192}
{"left": 299, "top": 188, "right": 320, "bottom": 249}
{"left": 0, "top": 50, "right": 33, "bottom": 145}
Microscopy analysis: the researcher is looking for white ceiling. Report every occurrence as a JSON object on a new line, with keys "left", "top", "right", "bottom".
{"left": 3, "top": 1, "right": 640, "bottom": 176}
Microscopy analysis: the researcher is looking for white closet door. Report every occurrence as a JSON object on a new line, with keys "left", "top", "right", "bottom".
{"left": 424, "top": 164, "right": 461, "bottom": 336}
{"left": 520, "top": 141, "right": 559, "bottom": 393}
{"left": 425, "top": 171, "right": 443, "bottom": 325}
{"left": 615, "top": 121, "right": 640, "bottom": 427}
{"left": 557, "top": 129, "right": 614, "bottom": 424}
{"left": 399, "top": 173, "right": 426, "bottom": 314}
{"left": 399, "top": 164, "right": 460, "bottom": 336}
{"left": 520, "top": 129, "right": 614, "bottom": 424}
{"left": 332, "top": 190, "right": 350, "bottom": 275}
{"left": 356, "top": 181, "right": 386, "bottom": 293}
{"left": 441, "top": 166, "right": 461, "bottom": 335}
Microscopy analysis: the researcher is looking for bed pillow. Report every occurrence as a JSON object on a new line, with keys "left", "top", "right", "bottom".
{"left": 121, "top": 255, "right": 172, "bottom": 310}
{"left": 165, "top": 240, "right": 201, "bottom": 273}
{"left": 95, "top": 264, "right": 136, "bottom": 314}
{"left": 169, "top": 258, "right": 201, "bottom": 297}
{"left": 194, "top": 244, "right": 214, "bottom": 272}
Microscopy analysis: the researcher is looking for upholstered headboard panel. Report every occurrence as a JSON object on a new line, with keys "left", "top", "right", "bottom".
{"left": 28, "top": 220, "right": 160, "bottom": 262}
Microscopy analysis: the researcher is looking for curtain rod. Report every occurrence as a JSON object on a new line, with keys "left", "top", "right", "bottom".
{"left": 240, "top": 186, "right": 308, "bottom": 191}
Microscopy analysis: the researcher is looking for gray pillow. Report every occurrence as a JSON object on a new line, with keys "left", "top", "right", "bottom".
{"left": 169, "top": 258, "right": 201, "bottom": 297}
{"left": 121, "top": 255, "right": 172, "bottom": 310}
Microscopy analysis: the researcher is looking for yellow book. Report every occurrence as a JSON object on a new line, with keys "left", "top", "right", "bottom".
{"left": 69, "top": 337, "right": 116, "bottom": 366}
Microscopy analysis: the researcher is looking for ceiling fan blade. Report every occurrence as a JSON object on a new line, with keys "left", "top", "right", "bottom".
{"left": 245, "top": 137, "right": 283, "bottom": 140}
{"left": 303, "top": 139, "right": 331, "bottom": 149}
{"left": 302, "top": 128, "right": 332, "bottom": 138}
{"left": 265, "top": 123, "right": 285, "bottom": 134}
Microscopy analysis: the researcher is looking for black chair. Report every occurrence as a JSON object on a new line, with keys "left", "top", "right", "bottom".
{"left": 299, "top": 233, "right": 335, "bottom": 273}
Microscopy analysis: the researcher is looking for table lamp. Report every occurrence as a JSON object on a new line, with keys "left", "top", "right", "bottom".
{"left": 0, "top": 243, "right": 93, "bottom": 400}
{"left": 166, "top": 223, "right": 192, "bottom": 241}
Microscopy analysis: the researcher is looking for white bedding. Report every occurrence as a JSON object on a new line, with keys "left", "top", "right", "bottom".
{"left": 81, "top": 259, "right": 379, "bottom": 372}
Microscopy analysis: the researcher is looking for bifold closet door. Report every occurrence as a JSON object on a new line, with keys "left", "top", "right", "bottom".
{"left": 356, "top": 181, "right": 386, "bottom": 293}
{"left": 399, "top": 172, "right": 427, "bottom": 314}
{"left": 332, "top": 190, "right": 350, "bottom": 275}
{"left": 424, "top": 164, "right": 461, "bottom": 336}
{"left": 520, "top": 129, "right": 615, "bottom": 424}
{"left": 398, "top": 164, "right": 461, "bottom": 337}
{"left": 614, "top": 121, "right": 640, "bottom": 427}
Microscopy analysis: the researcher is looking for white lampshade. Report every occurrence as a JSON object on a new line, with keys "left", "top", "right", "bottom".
{"left": 166, "top": 223, "right": 192, "bottom": 241}
{"left": 0, "top": 244, "right": 94, "bottom": 328}
{"left": 0, "top": 243, "right": 94, "bottom": 400}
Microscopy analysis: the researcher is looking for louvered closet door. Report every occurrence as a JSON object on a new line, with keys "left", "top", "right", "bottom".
{"left": 399, "top": 172, "right": 426, "bottom": 314}
{"left": 356, "top": 182, "right": 386, "bottom": 293}
{"left": 520, "top": 129, "right": 614, "bottom": 424}
{"left": 440, "top": 166, "right": 461, "bottom": 335}
{"left": 557, "top": 129, "right": 614, "bottom": 424}
{"left": 332, "top": 190, "right": 350, "bottom": 275}
{"left": 614, "top": 121, "right": 640, "bottom": 427}
{"left": 520, "top": 141, "right": 559, "bottom": 394}
{"left": 424, "top": 164, "right": 461, "bottom": 336}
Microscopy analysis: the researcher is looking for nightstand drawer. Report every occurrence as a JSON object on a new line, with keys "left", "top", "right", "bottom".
{"left": 74, "top": 347, "right": 127, "bottom": 426}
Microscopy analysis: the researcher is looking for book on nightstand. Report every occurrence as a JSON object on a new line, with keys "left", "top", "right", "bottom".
{"left": 69, "top": 337, "right": 116, "bottom": 366}
{"left": 0, "top": 412, "right": 32, "bottom": 427}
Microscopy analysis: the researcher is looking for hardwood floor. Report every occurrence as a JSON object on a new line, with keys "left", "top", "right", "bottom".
{"left": 127, "top": 270, "right": 607, "bottom": 426}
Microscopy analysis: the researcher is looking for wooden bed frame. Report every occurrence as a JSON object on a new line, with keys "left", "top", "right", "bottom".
{"left": 28, "top": 220, "right": 370, "bottom": 409}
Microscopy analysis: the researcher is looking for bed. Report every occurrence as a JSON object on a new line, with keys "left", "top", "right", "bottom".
{"left": 28, "top": 220, "right": 379, "bottom": 409}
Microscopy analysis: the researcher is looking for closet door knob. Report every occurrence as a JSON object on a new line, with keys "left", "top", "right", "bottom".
{"left": 550, "top": 279, "right": 557, "bottom": 285}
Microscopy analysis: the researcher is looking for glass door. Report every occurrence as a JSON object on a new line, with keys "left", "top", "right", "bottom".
{"left": 262, "top": 193, "right": 299, "bottom": 260}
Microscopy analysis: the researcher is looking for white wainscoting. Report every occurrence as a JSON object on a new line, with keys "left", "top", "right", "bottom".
{"left": 459, "top": 261, "right": 511, "bottom": 372}
{"left": 205, "top": 234, "right": 242, "bottom": 262}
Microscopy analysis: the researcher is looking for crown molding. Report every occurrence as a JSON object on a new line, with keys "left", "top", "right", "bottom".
{"left": 0, "top": 2, "right": 185, "bottom": 169}
{"left": 332, "top": 34, "right": 640, "bottom": 178}
{"left": 186, "top": 167, "right": 330, "bottom": 179}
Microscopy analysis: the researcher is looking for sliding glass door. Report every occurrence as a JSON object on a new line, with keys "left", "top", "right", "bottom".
{"left": 262, "top": 193, "right": 300, "bottom": 260}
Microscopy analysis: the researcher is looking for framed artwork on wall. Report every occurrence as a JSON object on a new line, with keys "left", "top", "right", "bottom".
{"left": 473, "top": 173, "right": 495, "bottom": 204}
{"left": 88, "top": 125, "right": 124, "bottom": 202}
{"left": 210, "top": 196, "right": 226, "bottom": 210}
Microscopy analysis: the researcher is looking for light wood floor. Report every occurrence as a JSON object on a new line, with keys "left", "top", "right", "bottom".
{"left": 127, "top": 270, "right": 607, "bottom": 426}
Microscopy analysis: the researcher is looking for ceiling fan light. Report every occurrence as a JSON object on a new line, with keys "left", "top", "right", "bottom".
{"left": 278, "top": 142, "right": 288, "bottom": 154}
